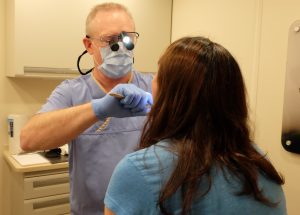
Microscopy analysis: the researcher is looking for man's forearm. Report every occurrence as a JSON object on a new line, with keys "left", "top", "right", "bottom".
{"left": 20, "top": 103, "right": 98, "bottom": 151}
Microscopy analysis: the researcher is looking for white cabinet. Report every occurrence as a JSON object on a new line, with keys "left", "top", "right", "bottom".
{"left": 3, "top": 151, "right": 70, "bottom": 215}
{"left": 13, "top": 169, "right": 70, "bottom": 215}
{"left": 12, "top": 169, "right": 70, "bottom": 215}
{"left": 5, "top": 0, "right": 172, "bottom": 78}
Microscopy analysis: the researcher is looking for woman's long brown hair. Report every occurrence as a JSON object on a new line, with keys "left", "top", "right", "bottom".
{"left": 138, "top": 37, "right": 284, "bottom": 215}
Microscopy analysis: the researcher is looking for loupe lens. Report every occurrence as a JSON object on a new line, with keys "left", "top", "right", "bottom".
{"left": 108, "top": 32, "right": 136, "bottom": 51}
{"left": 109, "top": 41, "right": 119, "bottom": 51}
{"left": 121, "top": 33, "right": 134, "bottom": 50}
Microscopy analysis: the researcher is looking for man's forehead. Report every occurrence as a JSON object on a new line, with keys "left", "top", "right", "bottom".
{"left": 94, "top": 10, "right": 133, "bottom": 23}
{"left": 90, "top": 11, "right": 135, "bottom": 35}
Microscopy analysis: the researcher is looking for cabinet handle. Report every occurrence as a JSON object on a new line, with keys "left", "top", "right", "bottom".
{"left": 32, "top": 196, "right": 69, "bottom": 210}
{"left": 24, "top": 194, "right": 70, "bottom": 214}
{"left": 33, "top": 177, "right": 69, "bottom": 188}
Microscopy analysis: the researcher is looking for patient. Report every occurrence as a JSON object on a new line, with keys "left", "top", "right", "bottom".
{"left": 104, "top": 36, "right": 287, "bottom": 215}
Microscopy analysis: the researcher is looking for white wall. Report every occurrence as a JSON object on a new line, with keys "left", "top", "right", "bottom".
{"left": 172, "top": 0, "right": 300, "bottom": 214}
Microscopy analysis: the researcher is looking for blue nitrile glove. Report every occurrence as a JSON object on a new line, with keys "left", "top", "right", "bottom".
{"left": 91, "top": 84, "right": 153, "bottom": 120}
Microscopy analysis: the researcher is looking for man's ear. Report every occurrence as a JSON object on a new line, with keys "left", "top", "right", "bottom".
{"left": 83, "top": 37, "right": 93, "bottom": 54}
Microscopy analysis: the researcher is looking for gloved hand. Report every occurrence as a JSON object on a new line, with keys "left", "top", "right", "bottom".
{"left": 91, "top": 84, "right": 153, "bottom": 120}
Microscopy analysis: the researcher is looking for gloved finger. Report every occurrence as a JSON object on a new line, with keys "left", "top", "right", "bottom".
{"left": 121, "top": 94, "right": 135, "bottom": 106}
{"left": 131, "top": 92, "right": 153, "bottom": 112}
{"left": 131, "top": 106, "right": 151, "bottom": 116}
{"left": 131, "top": 96, "right": 149, "bottom": 112}
{"left": 145, "top": 92, "right": 153, "bottom": 106}
{"left": 112, "top": 84, "right": 132, "bottom": 99}
{"left": 121, "top": 86, "right": 141, "bottom": 106}
{"left": 123, "top": 94, "right": 142, "bottom": 108}
{"left": 134, "top": 92, "right": 153, "bottom": 108}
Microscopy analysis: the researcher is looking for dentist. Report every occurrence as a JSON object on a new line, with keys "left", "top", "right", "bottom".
{"left": 20, "top": 3, "right": 153, "bottom": 215}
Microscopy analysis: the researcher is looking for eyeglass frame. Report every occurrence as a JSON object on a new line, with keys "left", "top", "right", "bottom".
{"left": 86, "top": 31, "right": 140, "bottom": 47}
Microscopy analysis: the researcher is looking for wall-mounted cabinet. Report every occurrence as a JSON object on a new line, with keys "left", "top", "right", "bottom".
{"left": 6, "top": 0, "right": 172, "bottom": 78}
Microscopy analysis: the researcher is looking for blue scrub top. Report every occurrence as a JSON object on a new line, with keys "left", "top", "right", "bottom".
{"left": 39, "top": 71, "right": 153, "bottom": 215}
{"left": 105, "top": 140, "right": 287, "bottom": 215}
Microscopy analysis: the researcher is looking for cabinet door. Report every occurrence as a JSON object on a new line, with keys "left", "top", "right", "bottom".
{"left": 6, "top": 0, "right": 172, "bottom": 78}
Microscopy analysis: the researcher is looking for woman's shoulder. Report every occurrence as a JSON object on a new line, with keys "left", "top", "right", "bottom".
{"left": 124, "top": 140, "right": 176, "bottom": 176}
{"left": 128, "top": 139, "right": 174, "bottom": 161}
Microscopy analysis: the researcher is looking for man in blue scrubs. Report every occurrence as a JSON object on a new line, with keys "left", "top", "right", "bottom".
{"left": 20, "top": 3, "right": 152, "bottom": 215}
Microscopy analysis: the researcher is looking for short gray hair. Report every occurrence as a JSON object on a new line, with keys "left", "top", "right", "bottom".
{"left": 85, "top": 2, "right": 134, "bottom": 35}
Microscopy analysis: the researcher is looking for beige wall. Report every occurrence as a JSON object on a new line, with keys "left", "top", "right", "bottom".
{"left": 172, "top": 0, "right": 299, "bottom": 214}
{"left": 0, "top": 0, "right": 61, "bottom": 213}
{"left": 172, "top": 0, "right": 262, "bottom": 121}
{"left": 256, "top": 0, "right": 300, "bottom": 214}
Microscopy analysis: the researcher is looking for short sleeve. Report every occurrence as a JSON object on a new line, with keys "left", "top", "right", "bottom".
{"left": 104, "top": 155, "right": 157, "bottom": 215}
{"left": 38, "top": 80, "right": 73, "bottom": 113}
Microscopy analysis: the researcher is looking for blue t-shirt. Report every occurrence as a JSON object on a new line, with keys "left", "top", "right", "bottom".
{"left": 39, "top": 71, "right": 153, "bottom": 215}
{"left": 105, "top": 140, "right": 287, "bottom": 215}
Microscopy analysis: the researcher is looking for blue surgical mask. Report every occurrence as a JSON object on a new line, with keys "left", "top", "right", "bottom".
{"left": 98, "top": 42, "right": 133, "bottom": 79}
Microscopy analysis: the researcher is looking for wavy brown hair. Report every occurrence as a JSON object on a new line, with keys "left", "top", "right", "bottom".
{"left": 138, "top": 37, "right": 284, "bottom": 215}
